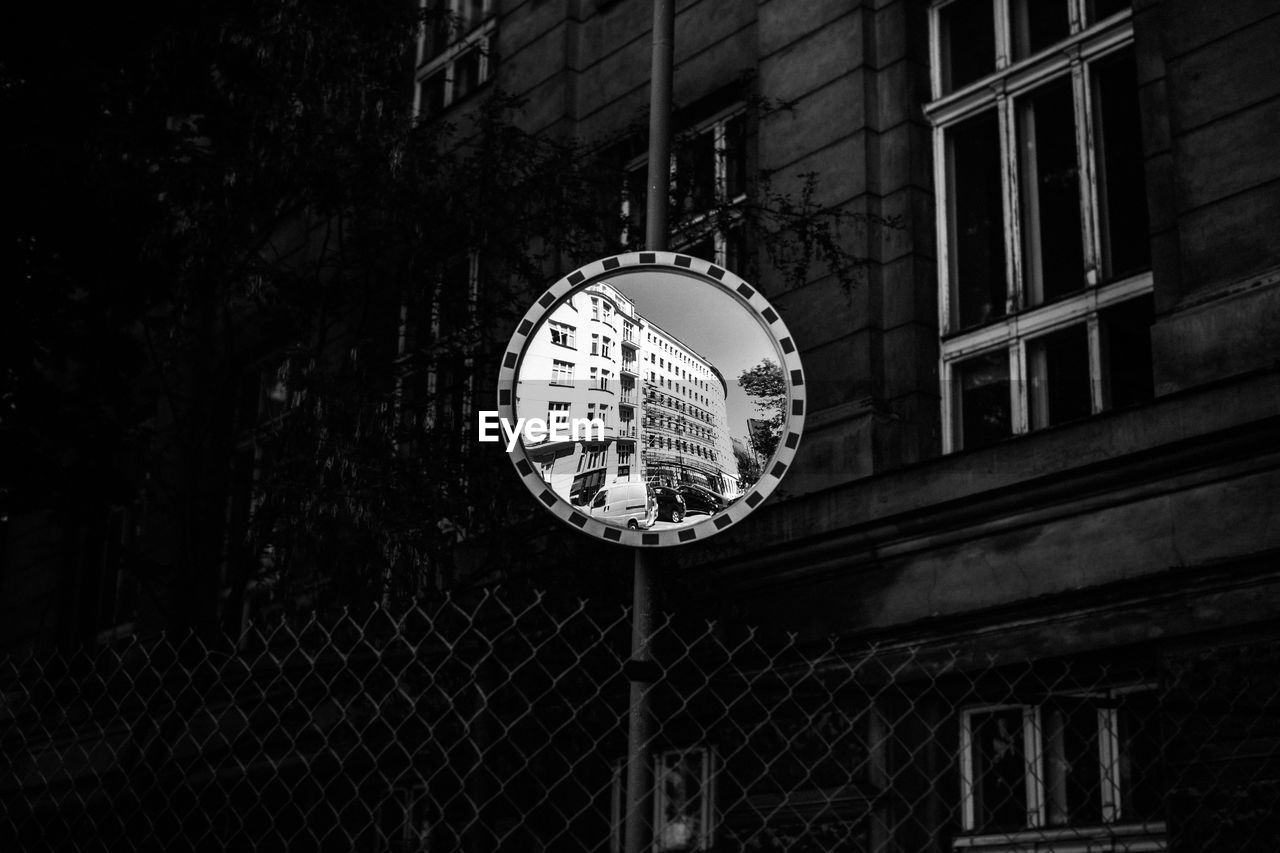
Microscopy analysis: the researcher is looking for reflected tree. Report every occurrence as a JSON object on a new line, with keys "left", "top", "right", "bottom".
{"left": 739, "top": 359, "right": 786, "bottom": 461}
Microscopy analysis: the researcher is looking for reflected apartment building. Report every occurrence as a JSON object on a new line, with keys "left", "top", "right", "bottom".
{"left": 518, "top": 283, "right": 740, "bottom": 503}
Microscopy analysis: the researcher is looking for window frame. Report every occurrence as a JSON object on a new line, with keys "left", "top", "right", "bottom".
{"left": 409, "top": 251, "right": 480, "bottom": 434}
{"left": 548, "top": 320, "right": 576, "bottom": 349}
{"left": 620, "top": 106, "right": 749, "bottom": 269}
{"left": 377, "top": 782, "right": 433, "bottom": 851}
{"left": 611, "top": 747, "right": 718, "bottom": 853}
{"left": 550, "top": 359, "right": 575, "bottom": 386}
{"left": 413, "top": 0, "right": 496, "bottom": 117}
{"left": 957, "top": 685, "right": 1164, "bottom": 841}
{"left": 926, "top": 1, "right": 1153, "bottom": 453}
{"left": 89, "top": 503, "right": 141, "bottom": 645}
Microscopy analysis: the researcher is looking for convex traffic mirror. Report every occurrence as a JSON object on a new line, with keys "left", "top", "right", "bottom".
{"left": 491, "top": 252, "right": 805, "bottom": 547}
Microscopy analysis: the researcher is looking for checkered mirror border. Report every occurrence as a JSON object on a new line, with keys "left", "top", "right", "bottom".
{"left": 497, "top": 252, "right": 805, "bottom": 548}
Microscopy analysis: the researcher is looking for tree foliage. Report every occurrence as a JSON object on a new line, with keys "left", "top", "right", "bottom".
{"left": 738, "top": 359, "right": 786, "bottom": 460}
{"left": 5, "top": 2, "right": 894, "bottom": 635}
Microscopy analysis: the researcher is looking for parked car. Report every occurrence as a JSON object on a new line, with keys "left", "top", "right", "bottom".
{"left": 585, "top": 482, "right": 657, "bottom": 529}
{"left": 652, "top": 485, "right": 686, "bottom": 523}
{"left": 677, "top": 483, "right": 728, "bottom": 516}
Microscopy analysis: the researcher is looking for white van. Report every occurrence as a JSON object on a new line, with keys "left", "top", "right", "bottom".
{"left": 586, "top": 482, "right": 657, "bottom": 529}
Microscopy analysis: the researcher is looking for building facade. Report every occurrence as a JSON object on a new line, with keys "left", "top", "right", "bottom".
{"left": 436, "top": 0, "right": 1280, "bottom": 849}
{"left": 2, "top": 0, "right": 1278, "bottom": 850}
{"left": 518, "top": 281, "right": 740, "bottom": 503}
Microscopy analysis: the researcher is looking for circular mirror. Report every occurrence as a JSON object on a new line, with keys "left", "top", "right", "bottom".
{"left": 495, "top": 252, "right": 804, "bottom": 547}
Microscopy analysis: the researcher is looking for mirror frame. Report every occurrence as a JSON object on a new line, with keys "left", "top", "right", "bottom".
{"left": 496, "top": 251, "right": 805, "bottom": 548}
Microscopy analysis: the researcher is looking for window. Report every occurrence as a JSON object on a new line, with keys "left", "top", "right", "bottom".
{"left": 611, "top": 748, "right": 717, "bottom": 853}
{"left": 411, "top": 251, "right": 479, "bottom": 438}
{"left": 414, "top": 0, "right": 495, "bottom": 117}
{"left": 81, "top": 503, "right": 140, "bottom": 643}
{"left": 549, "top": 321, "right": 576, "bottom": 348}
{"left": 959, "top": 688, "right": 1162, "bottom": 837}
{"left": 548, "top": 402, "right": 570, "bottom": 434}
{"left": 551, "top": 360, "right": 574, "bottom": 385}
{"left": 928, "top": 1, "right": 1153, "bottom": 452}
{"left": 378, "top": 783, "right": 434, "bottom": 851}
{"left": 622, "top": 109, "right": 749, "bottom": 271}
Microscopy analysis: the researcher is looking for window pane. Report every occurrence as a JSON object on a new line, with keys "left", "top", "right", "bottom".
{"left": 419, "top": 71, "right": 447, "bottom": 117}
{"left": 1117, "top": 692, "right": 1163, "bottom": 821}
{"left": 675, "top": 128, "right": 717, "bottom": 215}
{"left": 723, "top": 114, "right": 748, "bottom": 199}
{"left": 440, "top": 254, "right": 472, "bottom": 332}
{"left": 1093, "top": 48, "right": 1150, "bottom": 280}
{"left": 656, "top": 751, "right": 710, "bottom": 851}
{"left": 1028, "top": 325, "right": 1091, "bottom": 430}
{"left": 941, "top": 0, "right": 996, "bottom": 93}
{"left": 1089, "top": 0, "right": 1130, "bottom": 24}
{"left": 970, "top": 709, "right": 1028, "bottom": 831}
{"left": 949, "top": 111, "right": 1008, "bottom": 329}
{"left": 956, "top": 351, "right": 1011, "bottom": 449}
{"left": 684, "top": 233, "right": 716, "bottom": 264}
{"left": 1012, "top": 0, "right": 1071, "bottom": 60}
{"left": 1101, "top": 295, "right": 1154, "bottom": 409}
{"left": 423, "top": 0, "right": 452, "bottom": 60}
{"left": 1043, "top": 700, "right": 1103, "bottom": 826}
{"left": 625, "top": 165, "right": 648, "bottom": 248}
{"left": 452, "top": 47, "right": 482, "bottom": 101}
{"left": 724, "top": 220, "right": 748, "bottom": 274}
{"left": 1018, "top": 77, "right": 1085, "bottom": 305}
{"left": 462, "top": 0, "right": 487, "bottom": 33}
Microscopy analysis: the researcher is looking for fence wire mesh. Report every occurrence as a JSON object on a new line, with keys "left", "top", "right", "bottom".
{"left": 1, "top": 589, "right": 1277, "bottom": 852}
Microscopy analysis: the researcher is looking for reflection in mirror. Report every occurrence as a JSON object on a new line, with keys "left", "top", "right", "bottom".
{"left": 514, "top": 270, "right": 786, "bottom": 530}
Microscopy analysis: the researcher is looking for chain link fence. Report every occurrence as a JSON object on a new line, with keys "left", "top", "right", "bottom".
{"left": 1, "top": 588, "right": 1277, "bottom": 852}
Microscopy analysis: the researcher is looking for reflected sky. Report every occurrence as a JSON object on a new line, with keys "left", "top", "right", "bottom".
{"left": 607, "top": 270, "right": 780, "bottom": 443}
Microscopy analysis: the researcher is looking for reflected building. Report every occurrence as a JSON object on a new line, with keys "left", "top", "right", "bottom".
{"left": 640, "top": 320, "right": 739, "bottom": 497}
{"left": 518, "top": 282, "right": 739, "bottom": 503}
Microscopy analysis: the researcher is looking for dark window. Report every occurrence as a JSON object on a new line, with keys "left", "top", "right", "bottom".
{"left": 950, "top": 110, "right": 1008, "bottom": 329}
{"left": 1043, "top": 698, "right": 1104, "bottom": 825}
{"left": 423, "top": 0, "right": 453, "bottom": 61}
{"left": 462, "top": 0, "right": 488, "bottom": 33}
{"left": 941, "top": 0, "right": 996, "bottom": 92}
{"left": 1089, "top": 0, "right": 1130, "bottom": 24}
{"left": 1028, "top": 324, "right": 1092, "bottom": 430}
{"left": 1093, "top": 48, "right": 1150, "bottom": 281}
{"left": 957, "top": 350, "right": 1011, "bottom": 449}
{"left": 1117, "top": 691, "right": 1163, "bottom": 821}
{"left": 625, "top": 164, "right": 648, "bottom": 248}
{"left": 1018, "top": 77, "right": 1085, "bottom": 305}
{"left": 1101, "top": 295, "right": 1154, "bottom": 409}
{"left": 1012, "top": 0, "right": 1071, "bottom": 59}
{"left": 970, "top": 708, "right": 1028, "bottom": 831}
{"left": 420, "top": 70, "right": 447, "bottom": 117}
{"left": 725, "top": 219, "right": 749, "bottom": 274}
{"left": 452, "top": 46, "right": 482, "bottom": 102}
{"left": 675, "top": 127, "right": 717, "bottom": 215}
{"left": 684, "top": 233, "right": 716, "bottom": 264}
{"left": 723, "top": 113, "right": 748, "bottom": 198}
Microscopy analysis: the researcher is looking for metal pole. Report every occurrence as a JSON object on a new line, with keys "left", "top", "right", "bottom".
{"left": 624, "top": 548, "right": 657, "bottom": 853}
{"left": 645, "top": 0, "right": 674, "bottom": 255}
{"left": 625, "top": 4, "right": 673, "bottom": 852}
